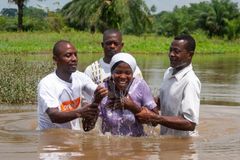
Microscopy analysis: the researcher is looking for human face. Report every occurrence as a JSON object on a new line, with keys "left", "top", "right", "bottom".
{"left": 102, "top": 33, "right": 123, "bottom": 62}
{"left": 54, "top": 43, "right": 78, "bottom": 75}
{"left": 112, "top": 62, "right": 133, "bottom": 91}
{"left": 169, "top": 39, "right": 192, "bottom": 70}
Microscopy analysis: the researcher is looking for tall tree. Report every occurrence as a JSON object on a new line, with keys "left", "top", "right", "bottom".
{"left": 62, "top": 0, "right": 152, "bottom": 34}
{"left": 197, "top": 0, "right": 239, "bottom": 37}
{"left": 8, "top": 0, "right": 46, "bottom": 31}
{"left": 8, "top": 0, "right": 26, "bottom": 31}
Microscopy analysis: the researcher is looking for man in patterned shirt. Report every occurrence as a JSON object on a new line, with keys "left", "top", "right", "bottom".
{"left": 84, "top": 29, "right": 142, "bottom": 84}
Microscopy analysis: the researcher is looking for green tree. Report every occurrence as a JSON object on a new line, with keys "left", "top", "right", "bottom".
{"left": 62, "top": 0, "right": 152, "bottom": 35}
{"left": 24, "top": 6, "right": 47, "bottom": 18}
{"left": 0, "top": 8, "right": 17, "bottom": 17}
{"left": 150, "top": 5, "right": 157, "bottom": 14}
{"left": 155, "top": 6, "right": 195, "bottom": 37}
{"left": 8, "top": 0, "right": 26, "bottom": 31}
{"left": 226, "top": 17, "right": 240, "bottom": 40}
{"left": 197, "top": 0, "right": 239, "bottom": 37}
{"left": 8, "top": 0, "right": 47, "bottom": 31}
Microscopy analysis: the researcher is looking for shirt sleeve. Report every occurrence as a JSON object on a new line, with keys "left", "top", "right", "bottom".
{"left": 140, "top": 80, "right": 157, "bottom": 110}
{"left": 84, "top": 65, "right": 93, "bottom": 80}
{"left": 38, "top": 81, "right": 59, "bottom": 113}
{"left": 181, "top": 79, "right": 201, "bottom": 124}
{"left": 81, "top": 73, "right": 98, "bottom": 98}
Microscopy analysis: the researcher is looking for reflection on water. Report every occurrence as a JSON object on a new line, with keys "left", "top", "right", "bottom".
{"left": 138, "top": 54, "right": 240, "bottom": 105}
{"left": 194, "top": 54, "right": 240, "bottom": 106}
{"left": 0, "top": 105, "right": 240, "bottom": 160}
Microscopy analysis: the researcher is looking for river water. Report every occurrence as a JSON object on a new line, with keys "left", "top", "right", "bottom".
{"left": 0, "top": 54, "right": 240, "bottom": 160}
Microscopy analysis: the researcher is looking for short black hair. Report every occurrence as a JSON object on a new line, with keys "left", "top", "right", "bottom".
{"left": 53, "top": 40, "right": 71, "bottom": 56}
{"left": 103, "top": 29, "right": 122, "bottom": 41}
{"left": 174, "top": 34, "right": 196, "bottom": 53}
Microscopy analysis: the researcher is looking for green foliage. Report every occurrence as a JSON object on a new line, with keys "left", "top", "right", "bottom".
{"left": 153, "top": 0, "right": 240, "bottom": 39}
{"left": 226, "top": 17, "right": 240, "bottom": 40}
{"left": 24, "top": 6, "right": 47, "bottom": 18}
{"left": 150, "top": 5, "right": 157, "bottom": 14}
{"left": 1, "top": 0, "right": 239, "bottom": 40}
{"left": 155, "top": 6, "right": 197, "bottom": 37}
{"left": 0, "top": 31, "right": 240, "bottom": 104}
{"left": 0, "top": 6, "right": 68, "bottom": 32}
{"left": 0, "top": 16, "right": 18, "bottom": 31}
{"left": 0, "top": 56, "right": 53, "bottom": 104}
{"left": 197, "top": 0, "right": 239, "bottom": 37}
{"left": 0, "top": 32, "right": 103, "bottom": 54}
{"left": 46, "top": 12, "right": 65, "bottom": 32}
{"left": 62, "top": 0, "right": 152, "bottom": 35}
{"left": 8, "top": 0, "right": 26, "bottom": 31}
{"left": 1, "top": 31, "right": 240, "bottom": 55}
{"left": 23, "top": 17, "right": 48, "bottom": 31}
{"left": 0, "top": 8, "right": 17, "bottom": 17}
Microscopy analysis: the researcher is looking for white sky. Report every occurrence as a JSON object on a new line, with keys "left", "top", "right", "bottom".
{"left": 1, "top": 0, "right": 240, "bottom": 13}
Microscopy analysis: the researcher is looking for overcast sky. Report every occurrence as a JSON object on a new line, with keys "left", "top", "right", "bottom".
{"left": 1, "top": 0, "right": 240, "bottom": 13}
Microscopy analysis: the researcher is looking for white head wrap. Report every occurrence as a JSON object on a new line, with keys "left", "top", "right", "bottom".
{"left": 110, "top": 52, "right": 137, "bottom": 73}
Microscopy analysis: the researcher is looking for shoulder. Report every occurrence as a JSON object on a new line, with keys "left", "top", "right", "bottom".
{"left": 164, "top": 67, "right": 172, "bottom": 75}
{"left": 133, "top": 66, "right": 143, "bottom": 78}
{"left": 135, "top": 78, "right": 147, "bottom": 85}
{"left": 184, "top": 70, "right": 201, "bottom": 93}
{"left": 135, "top": 66, "right": 142, "bottom": 74}
{"left": 72, "top": 70, "right": 92, "bottom": 80}
{"left": 131, "top": 78, "right": 149, "bottom": 90}
{"left": 39, "top": 72, "right": 56, "bottom": 87}
{"left": 84, "top": 64, "right": 92, "bottom": 74}
{"left": 99, "top": 58, "right": 110, "bottom": 69}
{"left": 186, "top": 70, "right": 201, "bottom": 84}
{"left": 84, "top": 60, "right": 99, "bottom": 72}
{"left": 38, "top": 72, "right": 59, "bottom": 93}
{"left": 84, "top": 59, "right": 103, "bottom": 76}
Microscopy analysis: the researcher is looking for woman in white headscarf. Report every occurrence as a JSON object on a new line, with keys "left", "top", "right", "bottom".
{"left": 84, "top": 53, "right": 158, "bottom": 136}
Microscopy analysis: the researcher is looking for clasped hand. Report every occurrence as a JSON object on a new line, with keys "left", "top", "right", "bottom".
{"left": 93, "top": 85, "right": 108, "bottom": 104}
{"left": 136, "top": 107, "right": 157, "bottom": 124}
{"left": 77, "top": 85, "right": 108, "bottom": 119}
{"left": 106, "top": 95, "right": 140, "bottom": 113}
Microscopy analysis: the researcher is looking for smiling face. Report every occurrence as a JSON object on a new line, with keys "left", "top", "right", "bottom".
{"left": 111, "top": 62, "right": 133, "bottom": 91}
{"left": 54, "top": 42, "right": 78, "bottom": 75}
{"left": 169, "top": 39, "right": 192, "bottom": 70}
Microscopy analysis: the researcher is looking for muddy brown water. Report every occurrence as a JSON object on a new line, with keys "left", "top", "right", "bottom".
{"left": 1, "top": 54, "right": 240, "bottom": 159}
{"left": 0, "top": 105, "right": 239, "bottom": 160}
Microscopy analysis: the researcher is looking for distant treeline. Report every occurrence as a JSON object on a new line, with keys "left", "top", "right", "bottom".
{"left": 1, "top": 0, "right": 240, "bottom": 40}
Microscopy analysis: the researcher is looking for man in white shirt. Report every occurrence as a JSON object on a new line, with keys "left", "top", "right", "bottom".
{"left": 37, "top": 40, "right": 107, "bottom": 130}
{"left": 84, "top": 29, "right": 142, "bottom": 84}
{"left": 136, "top": 35, "right": 201, "bottom": 136}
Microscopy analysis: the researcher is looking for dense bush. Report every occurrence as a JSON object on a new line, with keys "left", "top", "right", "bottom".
{"left": 0, "top": 6, "right": 66, "bottom": 32}
{"left": 153, "top": 0, "right": 240, "bottom": 39}
{"left": 0, "top": 57, "right": 53, "bottom": 104}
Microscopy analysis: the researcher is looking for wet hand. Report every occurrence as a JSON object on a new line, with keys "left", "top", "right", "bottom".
{"left": 121, "top": 95, "right": 141, "bottom": 114}
{"left": 93, "top": 85, "right": 108, "bottom": 104}
{"left": 77, "top": 105, "right": 99, "bottom": 119}
{"left": 136, "top": 107, "right": 156, "bottom": 124}
{"left": 106, "top": 98, "right": 122, "bottom": 109}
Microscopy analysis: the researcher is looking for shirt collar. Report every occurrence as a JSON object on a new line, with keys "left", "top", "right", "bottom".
{"left": 169, "top": 64, "right": 193, "bottom": 81}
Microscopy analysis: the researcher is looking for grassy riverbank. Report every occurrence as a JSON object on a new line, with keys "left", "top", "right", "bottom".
{"left": 1, "top": 31, "right": 240, "bottom": 54}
